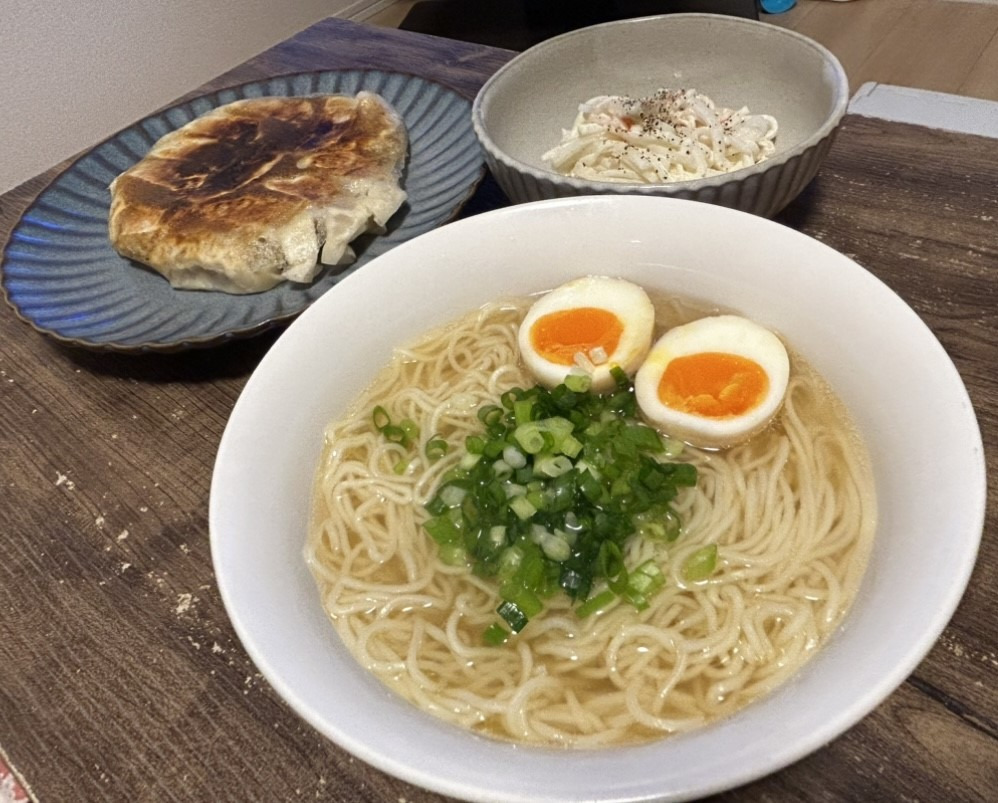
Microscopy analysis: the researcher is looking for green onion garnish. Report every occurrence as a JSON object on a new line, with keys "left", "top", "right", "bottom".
{"left": 425, "top": 437, "right": 449, "bottom": 462}
{"left": 381, "top": 424, "right": 407, "bottom": 446}
{"left": 682, "top": 544, "right": 718, "bottom": 582}
{"left": 400, "top": 418, "right": 420, "bottom": 446}
{"left": 483, "top": 623, "right": 509, "bottom": 646}
{"left": 372, "top": 405, "right": 391, "bottom": 431}
{"left": 575, "top": 588, "right": 617, "bottom": 618}
{"left": 421, "top": 370, "right": 698, "bottom": 641}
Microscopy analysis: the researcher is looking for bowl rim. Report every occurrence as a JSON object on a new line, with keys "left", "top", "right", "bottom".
{"left": 471, "top": 13, "right": 850, "bottom": 194}
{"left": 210, "top": 195, "right": 987, "bottom": 803}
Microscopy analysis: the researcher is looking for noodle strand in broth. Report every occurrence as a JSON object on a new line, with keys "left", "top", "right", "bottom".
{"left": 306, "top": 297, "right": 876, "bottom": 747}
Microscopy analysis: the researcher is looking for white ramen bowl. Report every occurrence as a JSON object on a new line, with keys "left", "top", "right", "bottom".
{"left": 210, "top": 196, "right": 985, "bottom": 802}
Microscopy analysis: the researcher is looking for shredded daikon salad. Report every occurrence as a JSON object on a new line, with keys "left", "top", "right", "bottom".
{"left": 542, "top": 88, "right": 778, "bottom": 184}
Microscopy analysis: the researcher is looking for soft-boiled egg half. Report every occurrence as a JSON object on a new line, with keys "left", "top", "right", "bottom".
{"left": 519, "top": 276, "right": 655, "bottom": 392}
{"left": 634, "top": 315, "right": 790, "bottom": 449}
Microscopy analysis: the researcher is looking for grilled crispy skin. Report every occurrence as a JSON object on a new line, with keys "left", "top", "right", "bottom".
{"left": 108, "top": 92, "right": 408, "bottom": 293}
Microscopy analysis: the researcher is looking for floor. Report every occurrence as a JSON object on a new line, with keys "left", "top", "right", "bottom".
{"left": 365, "top": 0, "right": 998, "bottom": 101}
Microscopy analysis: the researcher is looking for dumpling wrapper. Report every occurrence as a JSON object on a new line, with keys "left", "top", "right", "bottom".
{"left": 108, "top": 92, "right": 408, "bottom": 294}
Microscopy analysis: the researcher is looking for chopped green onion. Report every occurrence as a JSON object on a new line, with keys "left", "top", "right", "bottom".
{"left": 438, "top": 544, "right": 469, "bottom": 566}
{"left": 497, "top": 600, "right": 529, "bottom": 632}
{"left": 373, "top": 411, "right": 421, "bottom": 449}
{"left": 513, "top": 423, "right": 551, "bottom": 455}
{"left": 633, "top": 507, "right": 681, "bottom": 542}
{"left": 439, "top": 485, "right": 467, "bottom": 508}
{"left": 539, "top": 531, "right": 571, "bottom": 562}
{"left": 576, "top": 589, "right": 617, "bottom": 618}
{"left": 622, "top": 560, "right": 666, "bottom": 609}
{"left": 423, "top": 510, "right": 463, "bottom": 545}
{"left": 534, "top": 453, "right": 573, "bottom": 478}
{"left": 459, "top": 452, "right": 481, "bottom": 470}
{"left": 425, "top": 437, "right": 449, "bottom": 461}
{"left": 628, "top": 560, "right": 665, "bottom": 593}
{"left": 683, "top": 545, "right": 718, "bottom": 582}
{"left": 478, "top": 404, "right": 504, "bottom": 430}
{"left": 497, "top": 545, "right": 523, "bottom": 578}
{"left": 502, "top": 445, "right": 527, "bottom": 469}
{"left": 525, "top": 487, "right": 545, "bottom": 510}
{"left": 400, "top": 418, "right": 420, "bottom": 445}
{"left": 597, "top": 541, "right": 626, "bottom": 585}
{"left": 381, "top": 424, "right": 408, "bottom": 445}
{"left": 560, "top": 434, "right": 584, "bottom": 458}
{"left": 483, "top": 623, "right": 508, "bottom": 646}
{"left": 420, "top": 374, "right": 699, "bottom": 642}
{"left": 488, "top": 525, "right": 507, "bottom": 548}
{"left": 559, "top": 567, "right": 585, "bottom": 595}
{"left": 372, "top": 405, "right": 391, "bottom": 431}
{"left": 499, "top": 584, "right": 543, "bottom": 619}
{"left": 578, "top": 470, "right": 604, "bottom": 504}
{"left": 492, "top": 459, "right": 513, "bottom": 479}
{"left": 623, "top": 423, "right": 663, "bottom": 452}
{"left": 509, "top": 495, "right": 537, "bottom": 521}
{"left": 513, "top": 399, "right": 534, "bottom": 425}
{"left": 660, "top": 437, "right": 685, "bottom": 459}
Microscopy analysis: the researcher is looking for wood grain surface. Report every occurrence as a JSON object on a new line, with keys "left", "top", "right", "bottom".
{"left": 770, "top": 0, "right": 998, "bottom": 101}
{"left": 0, "top": 17, "right": 995, "bottom": 803}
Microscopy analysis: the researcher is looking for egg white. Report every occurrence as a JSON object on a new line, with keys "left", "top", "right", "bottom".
{"left": 634, "top": 315, "right": 790, "bottom": 448}
{"left": 518, "top": 276, "right": 655, "bottom": 392}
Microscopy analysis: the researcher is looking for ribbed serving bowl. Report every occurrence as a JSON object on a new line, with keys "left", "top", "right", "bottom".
{"left": 472, "top": 13, "right": 849, "bottom": 216}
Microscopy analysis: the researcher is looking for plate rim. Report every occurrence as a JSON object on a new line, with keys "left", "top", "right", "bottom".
{"left": 0, "top": 67, "right": 486, "bottom": 353}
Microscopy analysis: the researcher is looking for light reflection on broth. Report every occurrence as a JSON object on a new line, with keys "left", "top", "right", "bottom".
{"left": 305, "top": 293, "right": 876, "bottom": 747}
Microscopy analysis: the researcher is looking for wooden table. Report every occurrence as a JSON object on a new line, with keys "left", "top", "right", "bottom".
{"left": 0, "top": 17, "right": 995, "bottom": 803}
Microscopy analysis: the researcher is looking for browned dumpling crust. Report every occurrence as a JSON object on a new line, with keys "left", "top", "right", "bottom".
{"left": 108, "top": 92, "right": 408, "bottom": 294}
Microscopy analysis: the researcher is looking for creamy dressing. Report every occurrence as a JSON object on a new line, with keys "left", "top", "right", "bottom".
{"left": 542, "top": 89, "right": 778, "bottom": 184}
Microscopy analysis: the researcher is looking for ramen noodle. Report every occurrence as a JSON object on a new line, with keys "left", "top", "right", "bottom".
{"left": 306, "top": 294, "right": 876, "bottom": 747}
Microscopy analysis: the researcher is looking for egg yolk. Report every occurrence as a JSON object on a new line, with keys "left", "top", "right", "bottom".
{"left": 530, "top": 307, "right": 623, "bottom": 365}
{"left": 658, "top": 352, "right": 769, "bottom": 418}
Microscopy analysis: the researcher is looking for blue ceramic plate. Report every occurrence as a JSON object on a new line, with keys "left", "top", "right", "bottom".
{"left": 1, "top": 70, "right": 485, "bottom": 351}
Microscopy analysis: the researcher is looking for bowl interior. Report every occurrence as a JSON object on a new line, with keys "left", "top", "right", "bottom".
{"left": 477, "top": 14, "right": 845, "bottom": 175}
{"left": 210, "top": 196, "right": 984, "bottom": 803}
